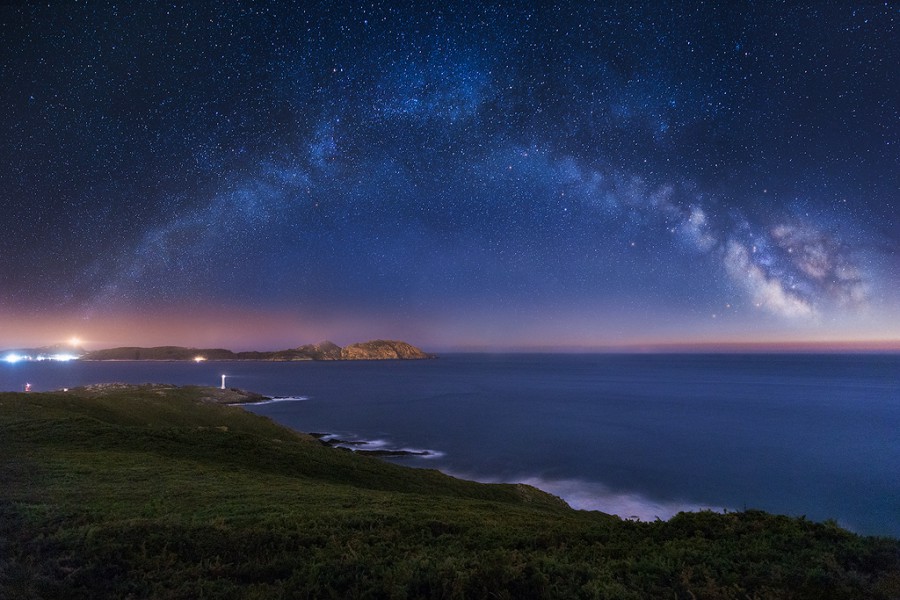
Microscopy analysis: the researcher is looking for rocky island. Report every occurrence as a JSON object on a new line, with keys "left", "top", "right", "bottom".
{"left": 339, "top": 339, "right": 432, "bottom": 360}
{"left": 76, "top": 339, "right": 433, "bottom": 361}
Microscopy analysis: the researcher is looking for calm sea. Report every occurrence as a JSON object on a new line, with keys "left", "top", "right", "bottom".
{"left": 3, "top": 354, "right": 898, "bottom": 537}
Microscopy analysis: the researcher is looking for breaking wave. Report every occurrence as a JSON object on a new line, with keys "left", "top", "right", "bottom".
{"left": 314, "top": 432, "right": 445, "bottom": 459}
{"left": 248, "top": 395, "right": 309, "bottom": 405}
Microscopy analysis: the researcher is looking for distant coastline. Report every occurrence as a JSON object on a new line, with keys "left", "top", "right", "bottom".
{"left": 4, "top": 339, "right": 434, "bottom": 362}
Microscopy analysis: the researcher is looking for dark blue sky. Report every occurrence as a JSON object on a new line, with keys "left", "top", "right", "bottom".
{"left": 1, "top": 2, "right": 897, "bottom": 350}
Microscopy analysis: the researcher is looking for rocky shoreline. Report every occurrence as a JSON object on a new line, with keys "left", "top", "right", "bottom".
{"left": 309, "top": 432, "right": 436, "bottom": 458}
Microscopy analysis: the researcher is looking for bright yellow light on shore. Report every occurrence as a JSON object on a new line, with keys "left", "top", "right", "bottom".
{"left": 194, "top": 356, "right": 207, "bottom": 363}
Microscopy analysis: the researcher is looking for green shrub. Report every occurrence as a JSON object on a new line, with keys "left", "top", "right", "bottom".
{"left": 2, "top": 386, "right": 898, "bottom": 598}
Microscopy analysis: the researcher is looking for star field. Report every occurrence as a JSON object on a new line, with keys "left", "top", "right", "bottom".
{"left": 0, "top": 2, "right": 897, "bottom": 350}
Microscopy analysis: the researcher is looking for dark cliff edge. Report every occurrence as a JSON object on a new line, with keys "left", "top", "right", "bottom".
{"left": 2, "top": 384, "right": 898, "bottom": 599}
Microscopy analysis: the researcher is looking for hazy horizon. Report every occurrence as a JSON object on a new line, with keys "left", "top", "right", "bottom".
{"left": 3, "top": 330, "right": 899, "bottom": 356}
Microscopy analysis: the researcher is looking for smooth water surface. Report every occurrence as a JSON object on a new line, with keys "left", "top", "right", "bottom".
{"left": 2, "top": 354, "right": 897, "bottom": 536}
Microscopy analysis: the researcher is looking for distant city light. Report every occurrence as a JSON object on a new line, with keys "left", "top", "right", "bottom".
{"left": 69, "top": 336, "right": 82, "bottom": 346}
{"left": 194, "top": 356, "right": 206, "bottom": 362}
{"left": 3, "top": 352, "right": 80, "bottom": 363}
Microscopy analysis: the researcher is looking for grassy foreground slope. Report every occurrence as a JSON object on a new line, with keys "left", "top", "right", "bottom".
{"left": 1, "top": 386, "right": 898, "bottom": 599}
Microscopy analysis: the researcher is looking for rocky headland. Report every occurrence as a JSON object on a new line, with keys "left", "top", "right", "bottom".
{"left": 68, "top": 382, "right": 270, "bottom": 404}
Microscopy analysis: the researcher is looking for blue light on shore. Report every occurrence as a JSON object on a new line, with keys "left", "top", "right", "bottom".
{"left": 3, "top": 353, "right": 79, "bottom": 363}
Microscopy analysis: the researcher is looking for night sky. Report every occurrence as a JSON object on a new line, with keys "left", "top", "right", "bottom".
{"left": 1, "top": 2, "right": 897, "bottom": 351}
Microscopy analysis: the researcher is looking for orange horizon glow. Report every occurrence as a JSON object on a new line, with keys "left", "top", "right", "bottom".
{"left": 1, "top": 328, "right": 897, "bottom": 355}
{"left": 0, "top": 308, "right": 425, "bottom": 352}
{"left": 1, "top": 308, "right": 898, "bottom": 354}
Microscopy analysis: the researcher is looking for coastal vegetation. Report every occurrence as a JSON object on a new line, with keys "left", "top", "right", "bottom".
{"left": 1, "top": 385, "right": 898, "bottom": 599}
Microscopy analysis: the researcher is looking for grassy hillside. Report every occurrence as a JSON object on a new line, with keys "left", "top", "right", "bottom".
{"left": 1, "top": 385, "right": 898, "bottom": 599}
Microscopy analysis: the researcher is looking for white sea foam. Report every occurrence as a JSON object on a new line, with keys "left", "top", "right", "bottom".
{"left": 346, "top": 438, "right": 389, "bottom": 450}
{"left": 248, "top": 395, "right": 309, "bottom": 405}
{"left": 398, "top": 447, "right": 445, "bottom": 459}
{"left": 320, "top": 433, "right": 444, "bottom": 458}
{"left": 446, "top": 472, "right": 724, "bottom": 521}
{"left": 521, "top": 477, "right": 725, "bottom": 521}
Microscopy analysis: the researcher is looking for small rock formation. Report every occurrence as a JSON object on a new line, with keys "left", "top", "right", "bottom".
{"left": 340, "top": 340, "right": 432, "bottom": 360}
